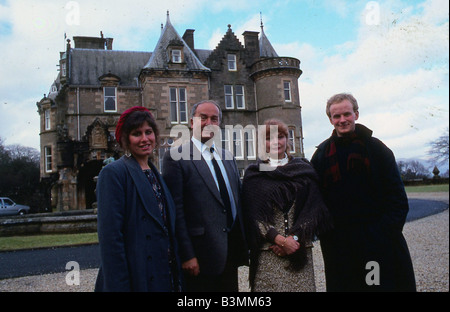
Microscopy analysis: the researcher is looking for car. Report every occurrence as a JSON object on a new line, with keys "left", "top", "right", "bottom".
{"left": 0, "top": 197, "right": 30, "bottom": 216}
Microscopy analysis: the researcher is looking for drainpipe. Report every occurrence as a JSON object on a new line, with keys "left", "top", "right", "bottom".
{"left": 77, "top": 87, "right": 80, "bottom": 140}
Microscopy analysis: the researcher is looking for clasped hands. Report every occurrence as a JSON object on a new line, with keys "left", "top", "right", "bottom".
{"left": 270, "top": 234, "right": 300, "bottom": 257}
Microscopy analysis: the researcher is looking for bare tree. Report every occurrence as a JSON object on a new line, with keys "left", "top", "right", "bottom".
{"left": 428, "top": 127, "right": 449, "bottom": 166}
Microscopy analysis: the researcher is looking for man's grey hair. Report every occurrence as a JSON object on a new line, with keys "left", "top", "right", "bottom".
{"left": 190, "top": 100, "right": 223, "bottom": 122}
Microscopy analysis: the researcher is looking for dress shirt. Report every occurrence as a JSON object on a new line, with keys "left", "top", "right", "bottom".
{"left": 191, "top": 137, "right": 237, "bottom": 221}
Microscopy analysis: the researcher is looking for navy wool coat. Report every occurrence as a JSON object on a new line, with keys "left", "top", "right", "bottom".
{"left": 95, "top": 156, "right": 182, "bottom": 292}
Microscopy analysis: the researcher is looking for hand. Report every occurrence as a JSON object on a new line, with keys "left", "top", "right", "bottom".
{"left": 274, "top": 235, "right": 300, "bottom": 255}
{"left": 182, "top": 257, "right": 200, "bottom": 276}
{"left": 270, "top": 244, "right": 287, "bottom": 257}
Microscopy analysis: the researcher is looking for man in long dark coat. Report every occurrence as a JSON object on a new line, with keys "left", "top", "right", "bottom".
{"left": 311, "top": 93, "right": 416, "bottom": 292}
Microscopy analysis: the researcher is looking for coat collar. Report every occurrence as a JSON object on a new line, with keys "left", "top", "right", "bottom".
{"left": 122, "top": 156, "right": 170, "bottom": 231}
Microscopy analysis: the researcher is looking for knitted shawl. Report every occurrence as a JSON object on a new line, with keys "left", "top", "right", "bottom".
{"left": 242, "top": 157, "right": 332, "bottom": 286}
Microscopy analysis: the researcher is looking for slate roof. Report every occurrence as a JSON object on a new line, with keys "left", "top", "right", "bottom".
{"left": 69, "top": 49, "right": 152, "bottom": 86}
{"left": 64, "top": 14, "right": 280, "bottom": 89}
{"left": 143, "top": 13, "right": 210, "bottom": 72}
{"left": 259, "top": 24, "right": 278, "bottom": 58}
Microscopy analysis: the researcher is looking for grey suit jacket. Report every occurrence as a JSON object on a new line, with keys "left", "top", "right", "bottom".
{"left": 162, "top": 141, "right": 247, "bottom": 275}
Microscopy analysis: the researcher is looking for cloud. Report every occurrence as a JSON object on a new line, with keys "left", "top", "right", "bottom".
{"left": 285, "top": 0, "right": 449, "bottom": 159}
{"left": 0, "top": 0, "right": 448, "bottom": 164}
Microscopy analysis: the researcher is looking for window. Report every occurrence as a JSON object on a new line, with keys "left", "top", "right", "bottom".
{"left": 244, "top": 127, "right": 256, "bottom": 159}
{"left": 44, "top": 146, "right": 52, "bottom": 173}
{"left": 235, "top": 85, "right": 245, "bottom": 109}
{"left": 227, "top": 54, "right": 237, "bottom": 71}
{"left": 104, "top": 87, "right": 117, "bottom": 112}
{"left": 172, "top": 49, "right": 182, "bottom": 63}
{"left": 224, "top": 85, "right": 234, "bottom": 109}
{"left": 44, "top": 109, "right": 51, "bottom": 130}
{"left": 61, "top": 62, "right": 66, "bottom": 77}
{"left": 170, "top": 87, "right": 188, "bottom": 124}
{"left": 224, "top": 85, "right": 245, "bottom": 109}
{"left": 284, "top": 81, "right": 292, "bottom": 102}
{"left": 221, "top": 128, "right": 230, "bottom": 152}
{"left": 288, "top": 128, "right": 296, "bottom": 153}
{"left": 232, "top": 129, "right": 243, "bottom": 159}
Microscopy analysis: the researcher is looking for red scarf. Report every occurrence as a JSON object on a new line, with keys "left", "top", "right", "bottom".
{"left": 324, "top": 129, "right": 371, "bottom": 187}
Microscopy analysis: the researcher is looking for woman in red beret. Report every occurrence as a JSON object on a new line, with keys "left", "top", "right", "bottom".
{"left": 95, "top": 107, "right": 182, "bottom": 292}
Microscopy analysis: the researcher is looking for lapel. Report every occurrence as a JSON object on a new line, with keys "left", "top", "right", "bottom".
{"left": 123, "top": 156, "right": 165, "bottom": 230}
{"left": 189, "top": 141, "right": 223, "bottom": 205}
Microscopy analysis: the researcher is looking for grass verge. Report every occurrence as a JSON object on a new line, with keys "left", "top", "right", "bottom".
{"left": 0, "top": 232, "right": 98, "bottom": 252}
{"left": 405, "top": 184, "right": 449, "bottom": 193}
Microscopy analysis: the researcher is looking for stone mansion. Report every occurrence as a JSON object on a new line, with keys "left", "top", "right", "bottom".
{"left": 36, "top": 13, "right": 304, "bottom": 211}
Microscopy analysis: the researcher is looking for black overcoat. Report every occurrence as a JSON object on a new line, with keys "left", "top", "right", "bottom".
{"left": 311, "top": 124, "right": 416, "bottom": 292}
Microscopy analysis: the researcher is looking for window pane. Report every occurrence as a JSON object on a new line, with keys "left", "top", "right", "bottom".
{"left": 45, "top": 146, "right": 52, "bottom": 172}
{"left": 179, "top": 88, "right": 186, "bottom": 101}
{"left": 236, "top": 85, "right": 244, "bottom": 109}
{"left": 172, "top": 50, "right": 181, "bottom": 63}
{"left": 171, "top": 102, "right": 178, "bottom": 122}
{"left": 105, "top": 87, "right": 115, "bottom": 97}
{"left": 105, "top": 97, "right": 116, "bottom": 111}
{"left": 222, "top": 128, "right": 230, "bottom": 151}
{"left": 170, "top": 88, "right": 177, "bottom": 101}
{"left": 245, "top": 129, "right": 255, "bottom": 158}
{"left": 179, "top": 102, "right": 187, "bottom": 123}
{"left": 289, "top": 129, "right": 296, "bottom": 153}
{"left": 284, "top": 82, "right": 291, "bottom": 101}
{"left": 233, "top": 130, "right": 242, "bottom": 158}
{"left": 224, "top": 85, "right": 233, "bottom": 109}
{"left": 228, "top": 54, "right": 236, "bottom": 70}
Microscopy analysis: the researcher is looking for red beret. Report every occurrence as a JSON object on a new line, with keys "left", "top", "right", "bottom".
{"left": 115, "top": 106, "right": 151, "bottom": 145}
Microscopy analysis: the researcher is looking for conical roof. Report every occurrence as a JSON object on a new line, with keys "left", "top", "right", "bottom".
{"left": 259, "top": 22, "right": 278, "bottom": 58}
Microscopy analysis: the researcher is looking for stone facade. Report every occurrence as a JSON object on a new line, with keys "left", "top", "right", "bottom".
{"left": 36, "top": 13, "right": 303, "bottom": 211}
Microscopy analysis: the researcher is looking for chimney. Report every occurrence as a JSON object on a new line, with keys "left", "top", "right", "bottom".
{"left": 243, "top": 31, "right": 260, "bottom": 66}
{"left": 183, "top": 29, "right": 195, "bottom": 50}
{"left": 105, "top": 38, "right": 113, "bottom": 50}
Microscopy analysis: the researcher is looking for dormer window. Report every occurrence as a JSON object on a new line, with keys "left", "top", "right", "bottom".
{"left": 172, "top": 49, "right": 182, "bottom": 63}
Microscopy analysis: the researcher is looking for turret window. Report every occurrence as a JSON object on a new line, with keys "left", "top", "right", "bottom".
{"left": 288, "top": 128, "right": 296, "bottom": 153}
{"left": 284, "top": 81, "right": 292, "bottom": 102}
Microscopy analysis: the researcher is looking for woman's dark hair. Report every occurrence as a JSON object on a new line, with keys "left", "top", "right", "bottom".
{"left": 119, "top": 110, "right": 159, "bottom": 150}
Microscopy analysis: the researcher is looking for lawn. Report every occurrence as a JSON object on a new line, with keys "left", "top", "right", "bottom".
{"left": 0, "top": 232, "right": 98, "bottom": 252}
{"left": 1, "top": 183, "right": 448, "bottom": 252}
{"left": 405, "top": 183, "right": 449, "bottom": 193}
